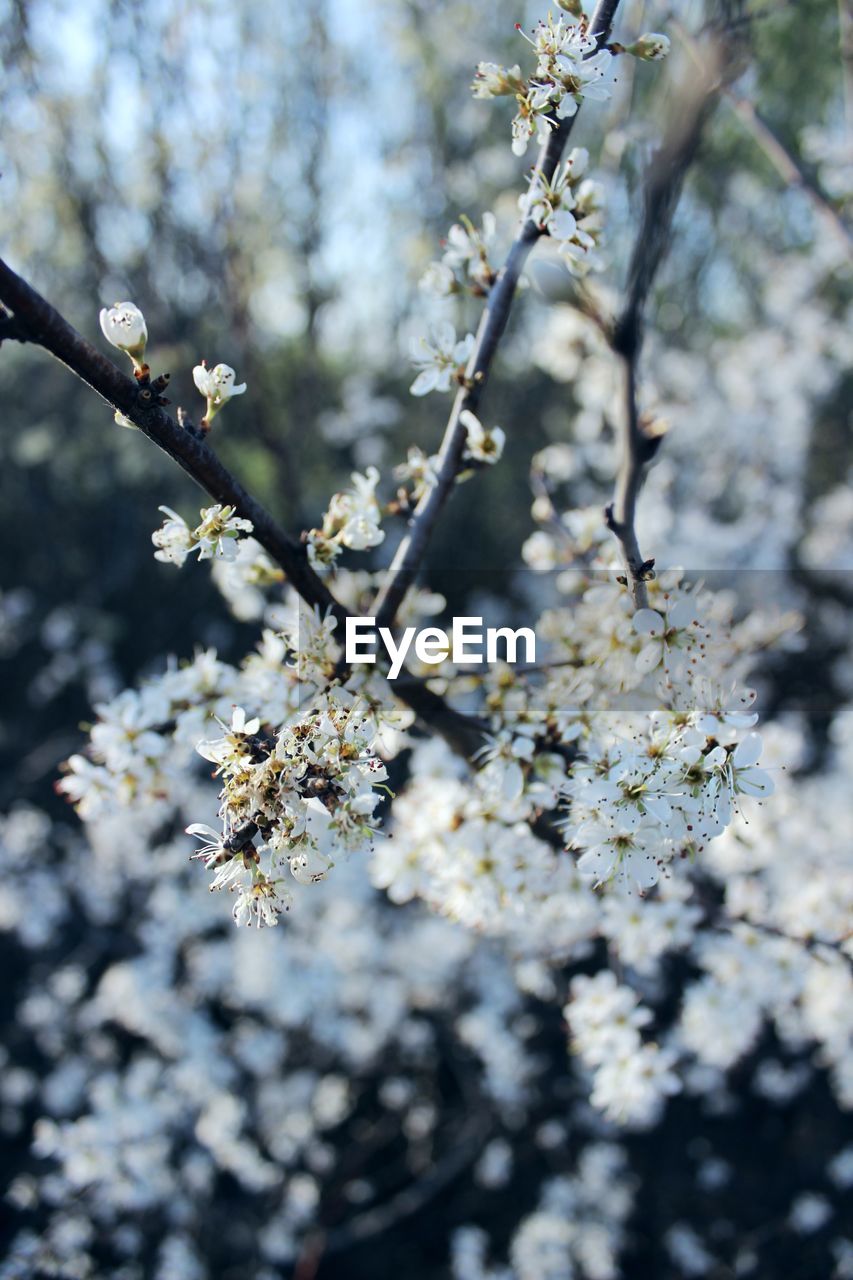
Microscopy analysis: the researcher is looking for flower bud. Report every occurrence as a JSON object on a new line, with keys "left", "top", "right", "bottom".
{"left": 627, "top": 32, "right": 671, "bottom": 61}
{"left": 556, "top": 0, "right": 584, "bottom": 16}
{"left": 471, "top": 62, "right": 524, "bottom": 99}
{"left": 99, "top": 302, "right": 148, "bottom": 370}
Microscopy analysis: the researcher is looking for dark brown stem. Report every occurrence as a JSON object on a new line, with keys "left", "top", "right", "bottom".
{"left": 0, "top": 257, "right": 338, "bottom": 615}
{"left": 605, "top": 358, "right": 658, "bottom": 608}
{"left": 0, "top": 257, "right": 487, "bottom": 760}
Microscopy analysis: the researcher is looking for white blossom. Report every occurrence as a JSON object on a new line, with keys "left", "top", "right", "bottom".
{"left": 460, "top": 410, "right": 505, "bottom": 465}
{"left": 306, "top": 467, "right": 385, "bottom": 569}
{"left": 99, "top": 302, "right": 148, "bottom": 368}
{"left": 409, "top": 322, "right": 475, "bottom": 396}
{"left": 192, "top": 361, "right": 247, "bottom": 426}
{"left": 152, "top": 504, "right": 253, "bottom": 567}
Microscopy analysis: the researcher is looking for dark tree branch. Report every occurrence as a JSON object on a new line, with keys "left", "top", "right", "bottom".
{"left": 0, "top": 257, "right": 488, "bottom": 760}
{"left": 605, "top": 356, "right": 660, "bottom": 609}
{"left": 372, "top": 0, "right": 623, "bottom": 631}
{"left": 0, "top": 305, "right": 30, "bottom": 344}
{"left": 0, "top": 257, "right": 339, "bottom": 615}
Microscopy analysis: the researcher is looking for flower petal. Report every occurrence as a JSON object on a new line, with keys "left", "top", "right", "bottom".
{"left": 633, "top": 609, "right": 665, "bottom": 637}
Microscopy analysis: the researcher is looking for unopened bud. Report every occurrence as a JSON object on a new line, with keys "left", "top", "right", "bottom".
{"left": 627, "top": 32, "right": 671, "bottom": 61}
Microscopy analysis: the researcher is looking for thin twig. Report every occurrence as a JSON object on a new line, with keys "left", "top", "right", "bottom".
{"left": 372, "top": 0, "right": 623, "bottom": 631}
{"left": 717, "top": 914, "right": 853, "bottom": 972}
{"left": 606, "top": 30, "right": 727, "bottom": 607}
{"left": 725, "top": 91, "right": 853, "bottom": 253}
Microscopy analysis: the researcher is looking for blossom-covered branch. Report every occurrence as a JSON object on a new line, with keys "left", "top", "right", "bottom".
{"left": 372, "top": 0, "right": 623, "bottom": 631}
{"left": 0, "top": 257, "right": 339, "bottom": 615}
{"left": 0, "top": 257, "right": 486, "bottom": 758}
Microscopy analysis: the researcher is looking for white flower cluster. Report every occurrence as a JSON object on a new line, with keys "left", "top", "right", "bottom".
{"left": 519, "top": 146, "right": 606, "bottom": 274}
{"left": 0, "top": 798, "right": 552, "bottom": 1275}
{"left": 452, "top": 1145, "right": 634, "bottom": 1280}
{"left": 59, "top": 603, "right": 399, "bottom": 929}
{"left": 305, "top": 466, "right": 385, "bottom": 569}
{"left": 191, "top": 685, "right": 390, "bottom": 928}
{"left": 151, "top": 503, "right": 253, "bottom": 568}
{"left": 373, "top": 741, "right": 595, "bottom": 951}
{"left": 472, "top": 13, "right": 612, "bottom": 156}
{"left": 420, "top": 212, "right": 499, "bottom": 297}
{"left": 566, "top": 972, "right": 680, "bottom": 1127}
{"left": 379, "top": 574, "right": 777, "bottom": 921}
{"left": 528, "top": 230, "right": 852, "bottom": 583}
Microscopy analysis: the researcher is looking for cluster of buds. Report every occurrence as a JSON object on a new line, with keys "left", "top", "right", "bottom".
{"left": 99, "top": 301, "right": 246, "bottom": 434}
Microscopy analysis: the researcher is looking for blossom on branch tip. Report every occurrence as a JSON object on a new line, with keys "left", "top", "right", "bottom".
{"left": 99, "top": 302, "right": 148, "bottom": 370}
{"left": 193, "top": 361, "right": 246, "bottom": 428}
{"left": 472, "top": 15, "right": 612, "bottom": 156}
